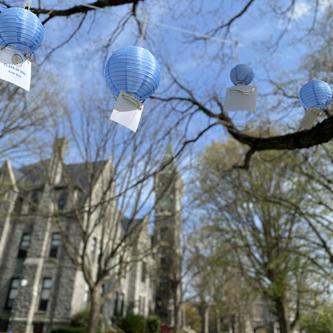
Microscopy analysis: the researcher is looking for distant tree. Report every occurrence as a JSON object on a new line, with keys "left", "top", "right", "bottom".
{"left": 300, "top": 304, "right": 333, "bottom": 333}
{"left": 190, "top": 139, "right": 324, "bottom": 333}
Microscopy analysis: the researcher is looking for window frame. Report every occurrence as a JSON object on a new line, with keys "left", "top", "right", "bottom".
{"left": 17, "top": 233, "right": 31, "bottom": 259}
{"left": 38, "top": 277, "right": 52, "bottom": 312}
{"left": 5, "top": 277, "right": 21, "bottom": 310}
{"left": 141, "top": 261, "right": 147, "bottom": 283}
{"left": 49, "top": 233, "right": 61, "bottom": 259}
{"left": 57, "top": 190, "right": 67, "bottom": 210}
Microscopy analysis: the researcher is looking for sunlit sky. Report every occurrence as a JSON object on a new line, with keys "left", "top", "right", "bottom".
{"left": 3, "top": 0, "right": 332, "bottom": 163}
{"left": 0, "top": 0, "right": 330, "bottom": 220}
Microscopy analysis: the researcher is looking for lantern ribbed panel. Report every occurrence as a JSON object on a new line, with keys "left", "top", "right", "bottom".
{"left": 299, "top": 80, "right": 332, "bottom": 110}
{"left": 0, "top": 7, "right": 44, "bottom": 54}
{"left": 105, "top": 46, "right": 160, "bottom": 102}
{"left": 230, "top": 64, "right": 254, "bottom": 85}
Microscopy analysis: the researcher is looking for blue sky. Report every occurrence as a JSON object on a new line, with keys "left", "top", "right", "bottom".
{"left": 0, "top": 0, "right": 330, "bottom": 221}
{"left": 3, "top": 0, "right": 331, "bottom": 167}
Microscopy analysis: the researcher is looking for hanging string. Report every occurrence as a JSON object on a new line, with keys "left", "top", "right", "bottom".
{"left": 138, "top": 14, "right": 148, "bottom": 47}
{"left": 79, "top": 2, "right": 239, "bottom": 47}
{"left": 23, "top": 0, "right": 31, "bottom": 10}
{"left": 233, "top": 40, "right": 240, "bottom": 63}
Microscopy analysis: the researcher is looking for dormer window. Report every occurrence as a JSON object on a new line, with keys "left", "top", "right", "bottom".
{"left": 57, "top": 191, "right": 67, "bottom": 210}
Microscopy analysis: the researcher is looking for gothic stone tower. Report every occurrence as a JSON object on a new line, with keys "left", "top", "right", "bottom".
{"left": 154, "top": 144, "right": 182, "bottom": 330}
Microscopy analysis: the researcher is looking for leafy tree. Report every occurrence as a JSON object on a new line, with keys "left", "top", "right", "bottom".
{"left": 300, "top": 305, "right": 333, "bottom": 333}
{"left": 190, "top": 139, "right": 323, "bottom": 333}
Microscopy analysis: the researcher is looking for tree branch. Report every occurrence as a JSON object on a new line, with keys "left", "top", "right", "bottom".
{"left": 27, "top": 0, "right": 143, "bottom": 23}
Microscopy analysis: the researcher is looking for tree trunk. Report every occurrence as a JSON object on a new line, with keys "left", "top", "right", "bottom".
{"left": 88, "top": 286, "right": 101, "bottom": 333}
{"left": 174, "top": 301, "right": 180, "bottom": 333}
{"left": 274, "top": 298, "right": 289, "bottom": 333}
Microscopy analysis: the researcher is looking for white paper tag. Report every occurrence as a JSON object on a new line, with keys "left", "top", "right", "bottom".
{"left": 0, "top": 48, "right": 31, "bottom": 91}
{"left": 299, "top": 109, "right": 320, "bottom": 129}
{"left": 110, "top": 92, "right": 144, "bottom": 132}
{"left": 224, "top": 85, "right": 256, "bottom": 112}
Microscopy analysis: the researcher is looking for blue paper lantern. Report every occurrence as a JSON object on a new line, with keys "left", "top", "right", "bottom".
{"left": 105, "top": 46, "right": 160, "bottom": 102}
{"left": 299, "top": 80, "right": 332, "bottom": 110}
{"left": 230, "top": 64, "right": 254, "bottom": 85}
{"left": 0, "top": 7, "right": 44, "bottom": 54}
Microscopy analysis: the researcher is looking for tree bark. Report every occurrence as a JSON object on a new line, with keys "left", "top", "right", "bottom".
{"left": 88, "top": 286, "right": 102, "bottom": 333}
{"left": 274, "top": 298, "right": 289, "bottom": 333}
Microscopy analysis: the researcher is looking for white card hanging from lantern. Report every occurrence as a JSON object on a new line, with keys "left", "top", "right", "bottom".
{"left": 0, "top": 47, "right": 31, "bottom": 91}
{"left": 224, "top": 64, "right": 256, "bottom": 113}
{"left": 110, "top": 92, "right": 144, "bottom": 132}
{"left": 299, "top": 108, "right": 321, "bottom": 130}
{"left": 104, "top": 46, "right": 160, "bottom": 132}
{"left": 0, "top": 2, "right": 44, "bottom": 91}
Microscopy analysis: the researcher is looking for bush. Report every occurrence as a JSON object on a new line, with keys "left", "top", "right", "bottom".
{"left": 146, "top": 316, "right": 160, "bottom": 333}
{"left": 301, "top": 306, "right": 333, "bottom": 333}
{"left": 71, "top": 308, "right": 90, "bottom": 328}
{"left": 118, "top": 314, "right": 146, "bottom": 333}
{"left": 52, "top": 328, "right": 87, "bottom": 333}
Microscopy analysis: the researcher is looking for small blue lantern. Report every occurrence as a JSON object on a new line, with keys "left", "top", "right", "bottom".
{"left": 299, "top": 80, "right": 332, "bottom": 110}
{"left": 105, "top": 46, "right": 160, "bottom": 102}
{"left": 0, "top": 7, "right": 44, "bottom": 55}
{"left": 230, "top": 64, "right": 254, "bottom": 86}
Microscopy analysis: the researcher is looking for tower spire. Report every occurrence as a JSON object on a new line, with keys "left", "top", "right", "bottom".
{"left": 160, "top": 143, "right": 177, "bottom": 174}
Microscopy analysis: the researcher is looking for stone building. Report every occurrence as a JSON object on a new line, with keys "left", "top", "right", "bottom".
{"left": 0, "top": 139, "right": 183, "bottom": 333}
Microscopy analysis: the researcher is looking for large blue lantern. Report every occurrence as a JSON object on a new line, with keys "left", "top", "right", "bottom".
{"left": 230, "top": 64, "right": 254, "bottom": 85}
{"left": 105, "top": 46, "right": 160, "bottom": 102}
{"left": 299, "top": 80, "right": 332, "bottom": 110}
{"left": 0, "top": 7, "right": 44, "bottom": 55}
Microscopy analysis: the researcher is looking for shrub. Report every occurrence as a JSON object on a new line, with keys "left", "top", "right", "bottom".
{"left": 146, "top": 316, "right": 160, "bottom": 333}
{"left": 71, "top": 308, "right": 90, "bottom": 328}
{"left": 52, "top": 328, "right": 87, "bottom": 333}
{"left": 118, "top": 314, "right": 146, "bottom": 333}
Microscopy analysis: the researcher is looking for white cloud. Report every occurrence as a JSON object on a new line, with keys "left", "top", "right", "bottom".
{"left": 319, "top": 0, "right": 332, "bottom": 10}
{"left": 288, "top": 2, "right": 311, "bottom": 21}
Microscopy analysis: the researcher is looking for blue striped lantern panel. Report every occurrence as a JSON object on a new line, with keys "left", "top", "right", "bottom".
{"left": 105, "top": 46, "right": 160, "bottom": 103}
{"left": 0, "top": 7, "right": 44, "bottom": 55}
{"left": 299, "top": 80, "right": 332, "bottom": 110}
{"left": 230, "top": 64, "right": 254, "bottom": 85}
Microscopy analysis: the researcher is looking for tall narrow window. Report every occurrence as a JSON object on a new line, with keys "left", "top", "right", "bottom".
{"left": 113, "top": 292, "right": 119, "bottom": 316}
{"left": 33, "top": 323, "right": 44, "bottom": 333}
{"left": 14, "top": 196, "right": 24, "bottom": 214}
{"left": 29, "top": 191, "right": 39, "bottom": 212}
{"left": 119, "top": 292, "right": 125, "bottom": 316}
{"left": 57, "top": 191, "right": 67, "bottom": 210}
{"left": 5, "top": 278, "right": 20, "bottom": 309}
{"left": 141, "top": 261, "right": 147, "bottom": 283}
{"left": 113, "top": 292, "right": 125, "bottom": 316}
{"left": 49, "top": 233, "right": 61, "bottom": 258}
{"left": 0, "top": 319, "right": 9, "bottom": 332}
{"left": 17, "top": 233, "right": 31, "bottom": 259}
{"left": 39, "top": 278, "right": 52, "bottom": 311}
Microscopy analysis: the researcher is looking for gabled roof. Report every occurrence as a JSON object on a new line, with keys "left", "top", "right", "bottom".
{"left": 15, "top": 160, "right": 108, "bottom": 192}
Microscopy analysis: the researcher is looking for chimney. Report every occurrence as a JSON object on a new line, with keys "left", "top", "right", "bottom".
{"left": 52, "top": 137, "right": 68, "bottom": 161}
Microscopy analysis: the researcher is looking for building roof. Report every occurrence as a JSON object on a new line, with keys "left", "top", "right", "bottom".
{"left": 15, "top": 160, "right": 108, "bottom": 191}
